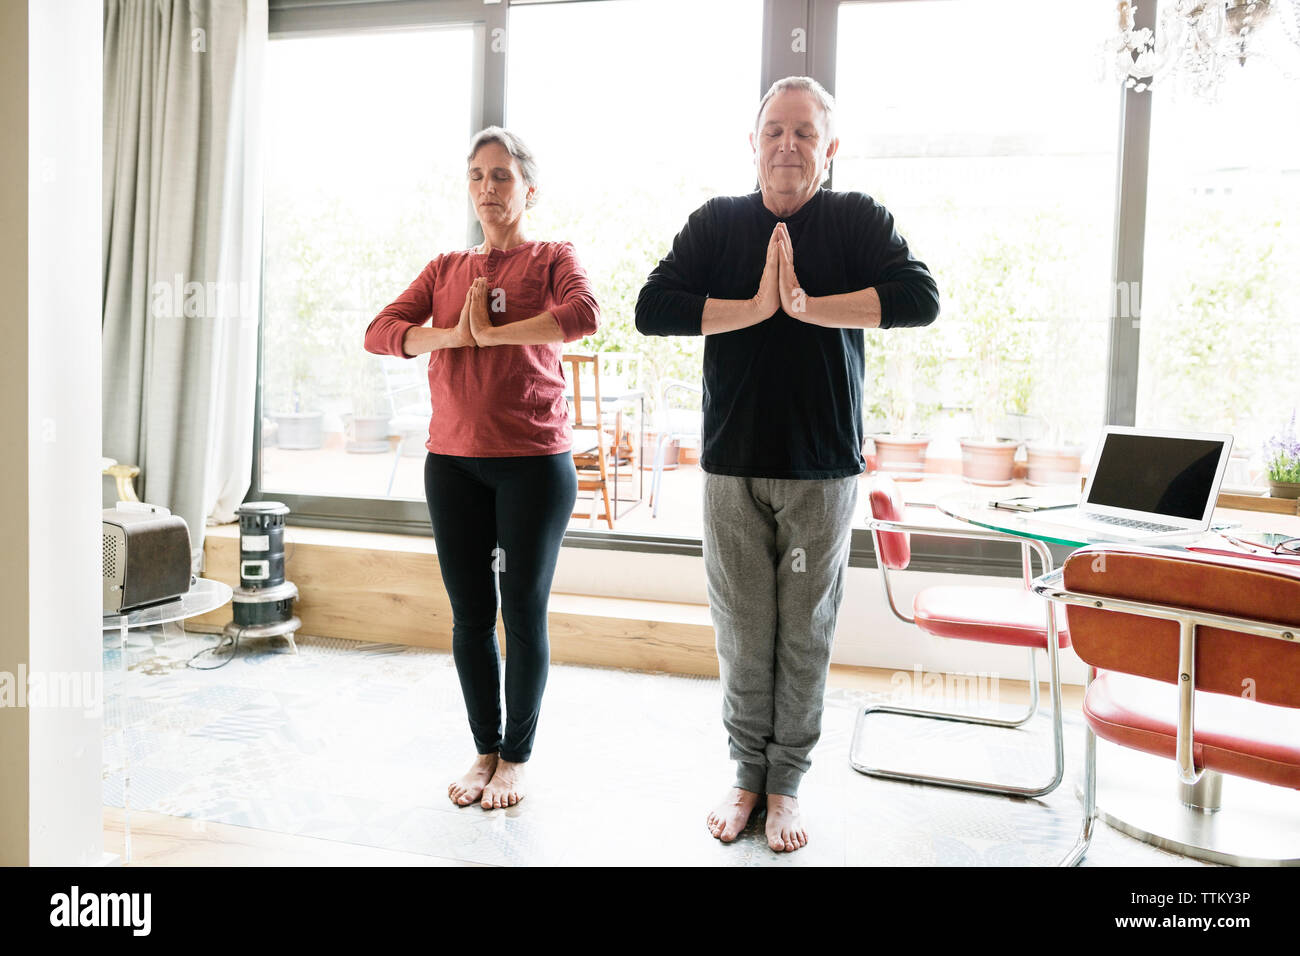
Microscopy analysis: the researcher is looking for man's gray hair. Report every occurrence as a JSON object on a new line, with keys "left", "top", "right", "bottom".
{"left": 466, "top": 126, "right": 540, "bottom": 209}
{"left": 754, "top": 76, "right": 837, "bottom": 145}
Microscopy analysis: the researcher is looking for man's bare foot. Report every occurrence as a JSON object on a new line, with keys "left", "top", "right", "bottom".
{"left": 765, "top": 794, "right": 807, "bottom": 852}
{"left": 448, "top": 753, "right": 498, "bottom": 807}
{"left": 481, "top": 759, "right": 526, "bottom": 809}
{"left": 706, "top": 788, "right": 760, "bottom": 843}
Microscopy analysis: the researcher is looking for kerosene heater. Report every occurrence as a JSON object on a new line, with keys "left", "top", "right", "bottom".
{"left": 224, "top": 501, "right": 301, "bottom": 652}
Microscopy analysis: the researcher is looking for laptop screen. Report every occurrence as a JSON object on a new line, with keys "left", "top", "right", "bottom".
{"left": 1085, "top": 434, "right": 1227, "bottom": 520}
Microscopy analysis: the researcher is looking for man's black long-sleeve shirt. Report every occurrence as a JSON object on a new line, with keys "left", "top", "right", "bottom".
{"left": 635, "top": 187, "right": 940, "bottom": 479}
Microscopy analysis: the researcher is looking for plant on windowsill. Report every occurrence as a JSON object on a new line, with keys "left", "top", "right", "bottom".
{"left": 1265, "top": 411, "right": 1300, "bottom": 500}
{"left": 270, "top": 355, "right": 326, "bottom": 451}
{"left": 344, "top": 357, "right": 392, "bottom": 454}
{"left": 864, "top": 326, "right": 942, "bottom": 481}
{"left": 1027, "top": 338, "right": 1086, "bottom": 487}
{"left": 952, "top": 233, "right": 1039, "bottom": 486}
{"left": 1019, "top": 213, "right": 1100, "bottom": 486}
{"left": 1025, "top": 427, "right": 1085, "bottom": 487}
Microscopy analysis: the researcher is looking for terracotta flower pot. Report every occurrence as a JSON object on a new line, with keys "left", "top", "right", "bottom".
{"left": 1026, "top": 443, "right": 1084, "bottom": 486}
{"left": 960, "top": 439, "right": 1019, "bottom": 486}
{"left": 1269, "top": 480, "right": 1300, "bottom": 500}
{"left": 873, "top": 436, "right": 929, "bottom": 481}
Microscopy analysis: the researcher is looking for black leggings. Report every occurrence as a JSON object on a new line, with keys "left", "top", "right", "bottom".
{"left": 423, "top": 451, "right": 577, "bottom": 763}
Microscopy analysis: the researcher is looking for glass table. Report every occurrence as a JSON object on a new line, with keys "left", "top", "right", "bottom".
{"left": 937, "top": 488, "right": 1209, "bottom": 549}
{"left": 102, "top": 577, "right": 232, "bottom": 862}
{"left": 936, "top": 488, "right": 1300, "bottom": 864}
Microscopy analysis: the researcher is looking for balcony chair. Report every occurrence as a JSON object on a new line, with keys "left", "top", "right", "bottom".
{"left": 854, "top": 475, "right": 1069, "bottom": 797}
{"left": 1033, "top": 545, "right": 1300, "bottom": 866}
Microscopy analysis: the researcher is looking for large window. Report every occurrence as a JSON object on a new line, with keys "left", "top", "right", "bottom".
{"left": 261, "top": 27, "right": 474, "bottom": 500}
{"left": 1137, "top": 59, "right": 1300, "bottom": 486}
{"left": 834, "top": 0, "right": 1120, "bottom": 476}
{"left": 254, "top": 0, "right": 1300, "bottom": 567}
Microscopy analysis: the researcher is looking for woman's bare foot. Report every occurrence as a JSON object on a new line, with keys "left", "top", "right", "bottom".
{"left": 481, "top": 759, "right": 526, "bottom": 809}
{"left": 448, "top": 753, "right": 498, "bottom": 807}
{"left": 706, "top": 788, "right": 760, "bottom": 843}
{"left": 765, "top": 794, "right": 807, "bottom": 852}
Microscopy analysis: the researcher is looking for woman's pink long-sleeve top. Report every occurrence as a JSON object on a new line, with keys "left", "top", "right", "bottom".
{"left": 364, "top": 240, "right": 600, "bottom": 457}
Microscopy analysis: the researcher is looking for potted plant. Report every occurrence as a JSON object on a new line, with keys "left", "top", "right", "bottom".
{"left": 1025, "top": 431, "right": 1085, "bottom": 486}
{"left": 1026, "top": 300, "right": 1094, "bottom": 486}
{"left": 1266, "top": 412, "right": 1300, "bottom": 499}
{"left": 957, "top": 321, "right": 1030, "bottom": 487}
{"left": 271, "top": 355, "right": 326, "bottom": 450}
{"left": 866, "top": 328, "right": 942, "bottom": 481}
{"left": 952, "top": 236, "right": 1040, "bottom": 486}
{"left": 959, "top": 375, "right": 1024, "bottom": 486}
{"left": 262, "top": 278, "right": 330, "bottom": 451}
{"left": 344, "top": 358, "right": 392, "bottom": 453}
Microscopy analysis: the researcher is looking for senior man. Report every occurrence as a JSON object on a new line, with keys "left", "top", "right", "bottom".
{"left": 635, "top": 76, "right": 940, "bottom": 853}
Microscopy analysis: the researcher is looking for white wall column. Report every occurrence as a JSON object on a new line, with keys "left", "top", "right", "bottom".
{"left": 0, "top": 0, "right": 104, "bottom": 867}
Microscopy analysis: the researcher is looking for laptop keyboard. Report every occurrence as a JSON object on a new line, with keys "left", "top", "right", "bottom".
{"left": 1082, "top": 512, "right": 1183, "bottom": 534}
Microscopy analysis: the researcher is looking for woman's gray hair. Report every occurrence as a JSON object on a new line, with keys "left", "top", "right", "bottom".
{"left": 466, "top": 126, "right": 540, "bottom": 209}
{"left": 754, "top": 76, "right": 837, "bottom": 146}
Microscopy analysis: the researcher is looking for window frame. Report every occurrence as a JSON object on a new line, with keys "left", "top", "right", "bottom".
{"left": 252, "top": 0, "right": 1152, "bottom": 579}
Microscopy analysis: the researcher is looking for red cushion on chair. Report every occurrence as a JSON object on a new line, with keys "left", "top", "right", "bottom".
{"left": 913, "top": 585, "right": 1070, "bottom": 649}
{"left": 1084, "top": 671, "right": 1300, "bottom": 790}
{"left": 868, "top": 476, "right": 911, "bottom": 570}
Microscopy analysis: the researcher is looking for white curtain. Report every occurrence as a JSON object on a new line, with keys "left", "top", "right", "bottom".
{"left": 102, "top": 0, "right": 265, "bottom": 567}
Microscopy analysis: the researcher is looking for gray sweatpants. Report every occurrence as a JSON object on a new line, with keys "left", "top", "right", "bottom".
{"left": 702, "top": 473, "right": 859, "bottom": 797}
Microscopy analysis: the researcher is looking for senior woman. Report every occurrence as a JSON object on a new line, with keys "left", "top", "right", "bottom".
{"left": 364, "top": 127, "right": 599, "bottom": 810}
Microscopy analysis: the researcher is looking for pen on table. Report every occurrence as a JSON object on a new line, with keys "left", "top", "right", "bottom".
{"left": 1217, "top": 532, "right": 1264, "bottom": 554}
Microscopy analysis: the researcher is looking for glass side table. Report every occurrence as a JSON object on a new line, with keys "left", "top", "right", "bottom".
{"left": 102, "top": 577, "right": 232, "bottom": 862}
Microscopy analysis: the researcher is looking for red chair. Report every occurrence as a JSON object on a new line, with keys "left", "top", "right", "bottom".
{"left": 1034, "top": 545, "right": 1300, "bottom": 866}
{"left": 854, "top": 476, "right": 1070, "bottom": 797}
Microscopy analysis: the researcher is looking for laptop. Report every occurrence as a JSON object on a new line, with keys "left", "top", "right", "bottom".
{"left": 1044, "top": 427, "right": 1234, "bottom": 542}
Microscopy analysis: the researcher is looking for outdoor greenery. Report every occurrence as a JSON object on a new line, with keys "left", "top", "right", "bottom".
{"left": 862, "top": 207, "right": 1103, "bottom": 445}
{"left": 861, "top": 323, "right": 943, "bottom": 438}
{"left": 946, "top": 230, "right": 1037, "bottom": 439}
{"left": 263, "top": 173, "right": 1294, "bottom": 467}
{"left": 524, "top": 176, "right": 712, "bottom": 414}
{"left": 1139, "top": 209, "right": 1292, "bottom": 454}
{"left": 262, "top": 175, "right": 461, "bottom": 416}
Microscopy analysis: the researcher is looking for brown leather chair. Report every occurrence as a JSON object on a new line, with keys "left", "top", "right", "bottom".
{"left": 1034, "top": 545, "right": 1300, "bottom": 866}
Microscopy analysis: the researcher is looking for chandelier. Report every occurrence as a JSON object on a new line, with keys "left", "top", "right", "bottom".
{"left": 1107, "top": 0, "right": 1300, "bottom": 97}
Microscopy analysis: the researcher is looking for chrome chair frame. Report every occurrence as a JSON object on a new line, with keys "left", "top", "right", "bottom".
{"left": 853, "top": 504, "right": 1066, "bottom": 798}
{"left": 1031, "top": 564, "right": 1300, "bottom": 866}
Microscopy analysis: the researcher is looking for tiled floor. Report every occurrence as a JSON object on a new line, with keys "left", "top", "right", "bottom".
{"left": 103, "top": 626, "right": 1206, "bottom": 867}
